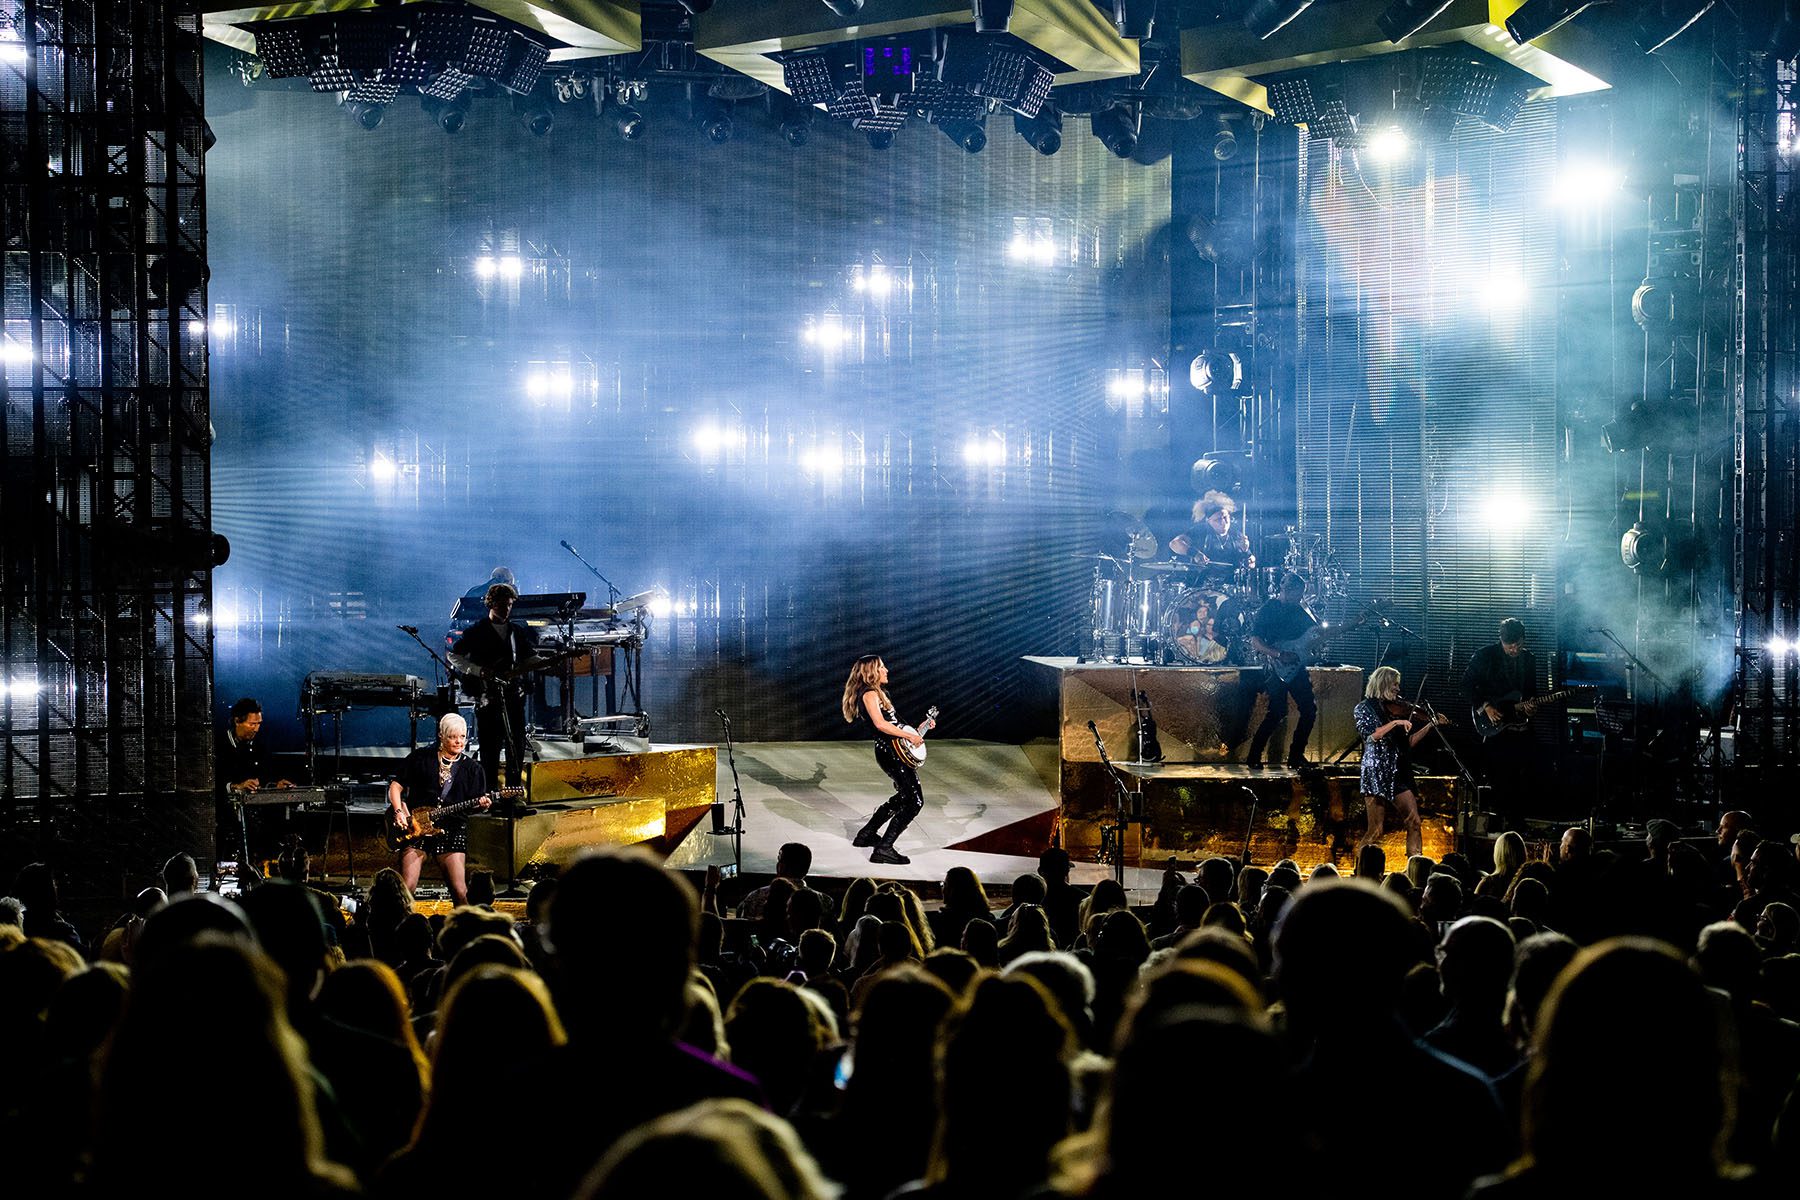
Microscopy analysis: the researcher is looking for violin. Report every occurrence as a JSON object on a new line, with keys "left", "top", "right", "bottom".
{"left": 1379, "top": 697, "right": 1451, "bottom": 740}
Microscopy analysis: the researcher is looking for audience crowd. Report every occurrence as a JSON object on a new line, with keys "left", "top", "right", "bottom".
{"left": 3, "top": 819, "right": 1799, "bottom": 1198}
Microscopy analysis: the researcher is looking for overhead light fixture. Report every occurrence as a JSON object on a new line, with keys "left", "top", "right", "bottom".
{"left": 1091, "top": 102, "right": 1140, "bottom": 158}
{"left": 513, "top": 91, "right": 553, "bottom": 136}
{"left": 777, "top": 98, "right": 815, "bottom": 146}
{"left": 1013, "top": 106, "right": 1062, "bottom": 155}
{"left": 422, "top": 92, "right": 470, "bottom": 133}
{"left": 971, "top": 0, "right": 1014, "bottom": 33}
{"left": 1632, "top": 0, "right": 1715, "bottom": 54}
{"left": 1112, "top": 0, "right": 1159, "bottom": 38}
{"left": 866, "top": 128, "right": 895, "bottom": 149}
{"left": 615, "top": 104, "right": 646, "bottom": 140}
{"left": 939, "top": 115, "right": 988, "bottom": 153}
{"left": 1505, "top": 0, "right": 1602, "bottom": 44}
{"left": 1376, "top": 0, "right": 1455, "bottom": 42}
{"left": 1212, "top": 115, "right": 1238, "bottom": 161}
{"left": 1244, "top": 0, "right": 1316, "bottom": 40}
{"left": 343, "top": 98, "right": 386, "bottom": 130}
{"left": 695, "top": 95, "right": 734, "bottom": 143}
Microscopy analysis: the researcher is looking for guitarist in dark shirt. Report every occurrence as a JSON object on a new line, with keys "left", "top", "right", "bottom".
{"left": 448, "top": 582, "right": 538, "bottom": 790}
{"left": 387, "top": 712, "right": 490, "bottom": 902}
{"left": 1246, "top": 573, "right": 1319, "bottom": 769}
{"left": 1464, "top": 617, "right": 1539, "bottom": 821}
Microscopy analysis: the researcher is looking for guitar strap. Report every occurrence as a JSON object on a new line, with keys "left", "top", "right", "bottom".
{"left": 436, "top": 757, "right": 459, "bottom": 805}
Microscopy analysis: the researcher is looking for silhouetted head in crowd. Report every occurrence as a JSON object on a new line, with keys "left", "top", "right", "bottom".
{"left": 797, "top": 928, "right": 835, "bottom": 977}
{"left": 725, "top": 978, "right": 828, "bottom": 1117}
{"left": 1509, "top": 878, "right": 1551, "bottom": 928}
{"left": 1559, "top": 826, "right": 1591, "bottom": 863}
{"left": 1731, "top": 830, "right": 1760, "bottom": 878}
{"left": 1693, "top": 921, "right": 1761, "bottom": 1006}
{"left": 317, "top": 960, "right": 423, "bottom": 1055}
{"left": 882, "top": 883, "right": 935, "bottom": 952}
{"left": 1267, "top": 863, "right": 1302, "bottom": 894}
{"left": 131, "top": 890, "right": 255, "bottom": 973}
{"left": 864, "top": 889, "right": 903, "bottom": 926}
{"left": 1006, "top": 950, "right": 1096, "bottom": 1045}
{"left": 1406, "top": 855, "right": 1435, "bottom": 889}
{"left": 875, "top": 919, "right": 920, "bottom": 967}
{"left": 930, "top": 973, "right": 1074, "bottom": 1193}
{"left": 239, "top": 880, "right": 332, "bottom": 1016}
{"left": 1038, "top": 847, "right": 1072, "bottom": 885}
{"left": 775, "top": 842, "right": 813, "bottom": 884}
{"left": 1419, "top": 873, "right": 1464, "bottom": 927}
{"left": 1012, "top": 872, "right": 1048, "bottom": 907}
{"left": 840, "top": 877, "right": 877, "bottom": 927}
{"left": 960, "top": 916, "right": 999, "bottom": 968}
{"left": 1172, "top": 927, "right": 1263, "bottom": 995}
{"left": 1000, "top": 904, "right": 1057, "bottom": 960}
{"left": 1309, "top": 862, "right": 1340, "bottom": 883}
{"left": 1522, "top": 939, "right": 1735, "bottom": 1182}
{"left": 578, "top": 1097, "right": 833, "bottom": 1200}
{"left": 1200, "top": 901, "right": 1248, "bottom": 937}
{"left": 1255, "top": 884, "right": 1291, "bottom": 934}
{"left": 1399, "top": 961, "right": 1448, "bottom": 1037}
{"left": 1381, "top": 872, "right": 1415, "bottom": 907}
{"left": 1490, "top": 832, "right": 1526, "bottom": 879}
{"left": 438, "top": 905, "right": 516, "bottom": 963}
{"left": 786, "top": 887, "right": 825, "bottom": 939}
{"left": 1716, "top": 810, "right": 1752, "bottom": 849}
{"left": 922, "top": 947, "right": 979, "bottom": 996}
{"left": 367, "top": 867, "right": 414, "bottom": 926}
{"left": 525, "top": 876, "right": 557, "bottom": 924}
{"left": 161, "top": 853, "right": 200, "bottom": 897}
{"left": 413, "top": 966, "right": 566, "bottom": 1155}
{"left": 444, "top": 932, "right": 530, "bottom": 999}
{"left": 46, "top": 962, "right": 129, "bottom": 1062}
{"left": 1505, "top": 932, "right": 1577, "bottom": 1045}
{"left": 681, "top": 975, "right": 728, "bottom": 1059}
{"left": 1123, "top": 961, "right": 1263, "bottom": 1046}
{"left": 1644, "top": 819, "right": 1679, "bottom": 860}
{"left": 851, "top": 965, "right": 956, "bottom": 1101}
{"left": 1440, "top": 853, "right": 1476, "bottom": 889}
{"left": 1756, "top": 901, "right": 1799, "bottom": 953}
{"left": 1174, "top": 884, "right": 1209, "bottom": 929}
{"left": 1236, "top": 865, "right": 1268, "bottom": 910}
{"left": 1356, "top": 844, "right": 1387, "bottom": 881}
{"left": 1436, "top": 916, "right": 1516, "bottom": 1016}
{"left": 92, "top": 935, "right": 351, "bottom": 1194}
{"left": 1197, "top": 857, "right": 1237, "bottom": 905}
{"left": 846, "top": 914, "right": 883, "bottom": 975}
{"left": 1276, "top": 880, "right": 1420, "bottom": 1038}
{"left": 1747, "top": 842, "right": 1793, "bottom": 896}
{"left": 548, "top": 849, "right": 698, "bottom": 1040}
{"left": 942, "top": 865, "right": 991, "bottom": 916}
{"left": 395, "top": 912, "right": 435, "bottom": 964}
{"left": 1096, "top": 1007, "right": 1283, "bottom": 1191}
{"left": 0, "top": 936, "right": 83, "bottom": 1029}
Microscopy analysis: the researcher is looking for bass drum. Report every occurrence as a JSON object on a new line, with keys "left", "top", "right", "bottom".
{"left": 1214, "top": 592, "right": 1259, "bottom": 666}
{"left": 1162, "top": 587, "right": 1228, "bottom": 664}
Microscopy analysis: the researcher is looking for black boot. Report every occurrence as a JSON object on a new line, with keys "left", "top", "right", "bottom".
{"left": 853, "top": 798, "right": 899, "bottom": 848}
{"left": 870, "top": 841, "right": 910, "bottom": 865}
{"left": 869, "top": 795, "right": 922, "bottom": 864}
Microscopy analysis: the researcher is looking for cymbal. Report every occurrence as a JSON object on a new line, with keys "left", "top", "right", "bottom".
{"left": 1128, "top": 528, "right": 1158, "bottom": 559}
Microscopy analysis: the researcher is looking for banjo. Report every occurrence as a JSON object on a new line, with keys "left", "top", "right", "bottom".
{"left": 890, "top": 706, "right": 940, "bottom": 768}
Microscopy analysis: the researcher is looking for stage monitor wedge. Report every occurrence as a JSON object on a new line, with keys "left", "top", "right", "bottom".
{"left": 198, "top": 1, "right": 642, "bottom": 63}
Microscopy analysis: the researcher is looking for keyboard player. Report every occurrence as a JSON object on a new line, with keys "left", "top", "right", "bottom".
{"left": 215, "top": 697, "right": 296, "bottom": 877}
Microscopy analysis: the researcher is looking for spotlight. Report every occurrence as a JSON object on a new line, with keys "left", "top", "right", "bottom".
{"left": 822, "top": 0, "right": 866, "bottom": 14}
{"left": 1091, "top": 103, "right": 1140, "bottom": 158}
{"left": 778, "top": 101, "right": 815, "bottom": 147}
{"left": 695, "top": 97, "right": 734, "bottom": 143}
{"left": 799, "top": 445, "right": 846, "bottom": 475}
{"left": 972, "top": 0, "right": 1014, "bottom": 32}
{"left": 1191, "top": 454, "right": 1252, "bottom": 496}
{"left": 2, "top": 339, "right": 32, "bottom": 366}
{"left": 1112, "top": 0, "right": 1159, "bottom": 39}
{"left": 1770, "top": 638, "right": 1799, "bottom": 658}
{"left": 1013, "top": 107, "right": 1062, "bottom": 155}
{"left": 962, "top": 436, "right": 1006, "bottom": 465}
{"left": 1478, "top": 492, "right": 1532, "bottom": 533}
{"left": 866, "top": 128, "right": 895, "bottom": 149}
{"left": 1482, "top": 270, "right": 1528, "bottom": 311}
{"left": 1, "top": 28, "right": 28, "bottom": 66}
{"left": 474, "top": 255, "right": 498, "bottom": 279}
{"left": 1212, "top": 115, "right": 1238, "bottom": 160}
{"left": 1, "top": 678, "right": 39, "bottom": 701}
{"left": 1620, "top": 521, "right": 1649, "bottom": 571}
{"left": 422, "top": 92, "right": 471, "bottom": 133}
{"left": 615, "top": 105, "right": 646, "bottom": 140}
{"left": 344, "top": 99, "right": 386, "bottom": 130}
{"left": 1376, "top": 0, "right": 1454, "bottom": 42}
{"left": 1364, "top": 125, "right": 1411, "bottom": 163}
{"left": 1550, "top": 161, "right": 1624, "bottom": 206}
{"left": 1633, "top": 0, "right": 1715, "bottom": 54}
{"left": 191, "top": 607, "right": 210, "bottom": 629}
{"left": 1244, "top": 0, "right": 1316, "bottom": 39}
{"left": 498, "top": 254, "right": 524, "bottom": 279}
{"left": 940, "top": 116, "right": 987, "bottom": 153}
{"left": 513, "top": 92, "right": 553, "bottom": 135}
{"left": 369, "top": 454, "right": 398, "bottom": 484}
{"left": 1505, "top": 0, "right": 1600, "bottom": 44}
{"left": 649, "top": 594, "right": 676, "bottom": 619}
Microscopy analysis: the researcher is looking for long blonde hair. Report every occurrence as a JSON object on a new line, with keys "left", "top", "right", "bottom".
{"left": 842, "top": 655, "right": 888, "bottom": 723}
{"left": 1366, "top": 665, "right": 1401, "bottom": 699}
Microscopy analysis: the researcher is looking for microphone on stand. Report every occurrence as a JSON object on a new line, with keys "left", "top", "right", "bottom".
{"left": 1087, "top": 720, "right": 1099, "bottom": 733}
{"left": 560, "top": 539, "right": 573, "bottom": 550}
{"left": 397, "top": 625, "right": 419, "bottom": 635}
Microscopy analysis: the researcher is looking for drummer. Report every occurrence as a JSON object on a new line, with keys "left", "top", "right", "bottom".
{"left": 1169, "top": 491, "right": 1254, "bottom": 580}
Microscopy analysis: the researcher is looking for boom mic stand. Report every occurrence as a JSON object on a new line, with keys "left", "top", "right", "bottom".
{"left": 713, "top": 708, "right": 747, "bottom": 878}
{"left": 1088, "top": 720, "right": 1134, "bottom": 889}
{"left": 561, "top": 538, "right": 622, "bottom": 610}
{"left": 1419, "top": 698, "right": 1480, "bottom": 850}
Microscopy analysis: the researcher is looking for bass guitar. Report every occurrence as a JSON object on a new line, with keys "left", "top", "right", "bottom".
{"left": 1470, "top": 687, "right": 1591, "bottom": 740}
{"left": 456, "top": 645, "right": 589, "bottom": 702}
{"left": 387, "top": 786, "right": 526, "bottom": 851}
{"left": 891, "top": 706, "right": 939, "bottom": 768}
{"left": 1257, "top": 604, "right": 1381, "bottom": 683}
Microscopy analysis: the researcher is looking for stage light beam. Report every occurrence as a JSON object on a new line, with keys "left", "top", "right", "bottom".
{"left": 369, "top": 454, "right": 398, "bottom": 484}
{"left": 1479, "top": 492, "right": 1532, "bottom": 534}
{"left": 1551, "top": 161, "right": 1625, "bottom": 206}
{"left": 1364, "top": 125, "right": 1411, "bottom": 163}
{"left": 1482, "top": 269, "right": 1529, "bottom": 311}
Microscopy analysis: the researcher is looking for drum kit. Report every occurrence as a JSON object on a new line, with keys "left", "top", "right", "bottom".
{"left": 1081, "top": 521, "right": 1351, "bottom": 666}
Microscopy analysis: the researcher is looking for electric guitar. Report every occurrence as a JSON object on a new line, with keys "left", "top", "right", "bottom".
{"left": 387, "top": 786, "right": 525, "bottom": 851}
{"left": 456, "top": 645, "right": 587, "bottom": 702}
{"left": 1257, "top": 604, "right": 1382, "bottom": 682}
{"left": 1470, "top": 687, "right": 1592, "bottom": 741}
{"left": 891, "top": 706, "right": 939, "bottom": 768}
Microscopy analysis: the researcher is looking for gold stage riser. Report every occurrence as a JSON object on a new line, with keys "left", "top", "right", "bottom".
{"left": 1059, "top": 766, "right": 1458, "bottom": 873}
{"left": 1049, "top": 662, "right": 1365, "bottom": 765}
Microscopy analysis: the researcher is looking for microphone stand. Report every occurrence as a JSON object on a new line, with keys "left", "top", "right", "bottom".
{"left": 1088, "top": 721, "right": 1133, "bottom": 888}
{"left": 562, "top": 539, "right": 622, "bottom": 609}
{"left": 716, "top": 709, "right": 746, "bottom": 877}
{"left": 399, "top": 626, "right": 457, "bottom": 731}
{"left": 1239, "top": 785, "right": 1259, "bottom": 869}
{"left": 1418, "top": 698, "right": 1480, "bottom": 851}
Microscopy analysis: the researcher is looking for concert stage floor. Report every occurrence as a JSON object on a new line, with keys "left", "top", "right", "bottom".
{"left": 664, "top": 740, "right": 1168, "bottom": 894}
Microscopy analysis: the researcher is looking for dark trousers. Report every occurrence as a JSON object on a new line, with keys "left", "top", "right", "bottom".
{"left": 1249, "top": 667, "right": 1318, "bottom": 766}
{"left": 477, "top": 694, "right": 530, "bottom": 790}
{"left": 859, "top": 741, "right": 925, "bottom": 849}
{"left": 1481, "top": 729, "right": 1535, "bottom": 819}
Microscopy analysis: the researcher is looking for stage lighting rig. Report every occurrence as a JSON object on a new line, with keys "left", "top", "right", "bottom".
{"left": 1112, "top": 1, "right": 1158, "bottom": 39}
{"left": 615, "top": 104, "right": 647, "bottom": 140}
{"left": 1211, "top": 114, "right": 1238, "bottom": 160}
{"left": 422, "top": 92, "right": 471, "bottom": 133}
{"left": 1633, "top": 0, "right": 1715, "bottom": 53}
{"left": 1091, "top": 101, "right": 1140, "bottom": 158}
{"left": 1505, "top": 0, "right": 1604, "bottom": 44}
{"left": 694, "top": 94, "right": 735, "bottom": 143}
{"left": 342, "top": 97, "right": 386, "bottom": 129}
{"left": 776, "top": 97, "right": 815, "bottom": 146}
{"left": 972, "top": 1, "right": 1015, "bottom": 32}
{"left": 939, "top": 114, "right": 988, "bottom": 152}
{"left": 514, "top": 91, "right": 553, "bottom": 136}
{"left": 1014, "top": 106, "right": 1062, "bottom": 154}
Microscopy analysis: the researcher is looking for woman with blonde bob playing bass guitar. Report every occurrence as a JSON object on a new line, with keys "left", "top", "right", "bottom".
{"left": 387, "top": 712, "right": 492, "bottom": 903}
{"left": 842, "top": 655, "right": 936, "bottom": 867}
